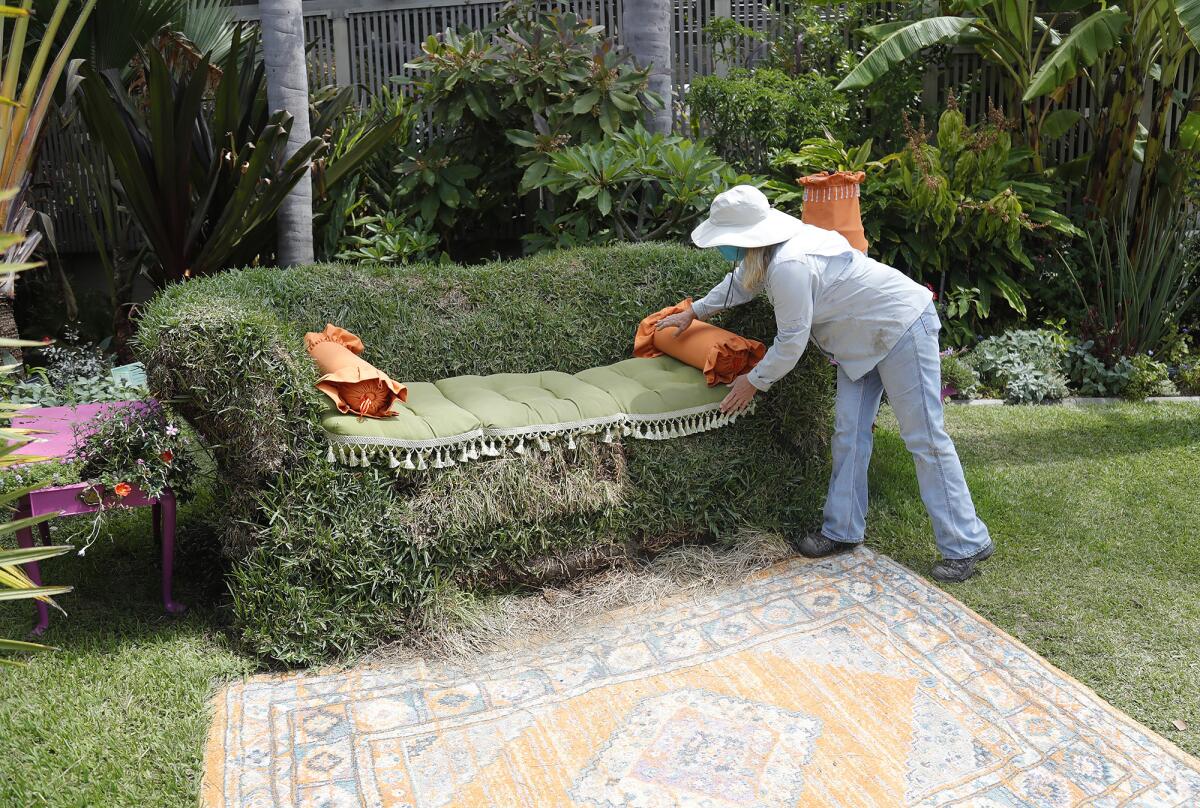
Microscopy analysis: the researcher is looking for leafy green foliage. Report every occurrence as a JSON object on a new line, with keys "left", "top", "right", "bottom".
{"left": 1070, "top": 197, "right": 1200, "bottom": 360}
{"left": 1063, "top": 341, "right": 1134, "bottom": 397}
{"left": 1122, "top": 355, "right": 1176, "bottom": 401}
{"left": 396, "top": 0, "right": 659, "bottom": 247}
{"left": 685, "top": 69, "right": 848, "bottom": 172}
{"left": 964, "top": 329, "right": 1070, "bottom": 404}
{"left": 334, "top": 214, "right": 441, "bottom": 264}
{"left": 872, "top": 107, "right": 1077, "bottom": 335}
{"left": 135, "top": 244, "right": 835, "bottom": 663}
{"left": 1175, "top": 363, "right": 1200, "bottom": 396}
{"left": 940, "top": 351, "right": 980, "bottom": 399}
{"left": 78, "top": 29, "right": 324, "bottom": 284}
{"left": 836, "top": 15, "right": 973, "bottom": 91}
{"left": 523, "top": 126, "right": 750, "bottom": 249}
{"left": 74, "top": 403, "right": 199, "bottom": 505}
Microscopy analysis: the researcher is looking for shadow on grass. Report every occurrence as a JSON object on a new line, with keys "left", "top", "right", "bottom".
{"left": 946, "top": 404, "right": 1200, "bottom": 466}
{"left": 0, "top": 502, "right": 235, "bottom": 654}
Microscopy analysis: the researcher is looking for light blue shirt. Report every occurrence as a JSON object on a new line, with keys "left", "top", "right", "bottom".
{"left": 690, "top": 238, "right": 934, "bottom": 389}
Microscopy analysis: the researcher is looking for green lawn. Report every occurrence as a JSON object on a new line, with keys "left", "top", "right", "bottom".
{"left": 1, "top": 402, "right": 1197, "bottom": 807}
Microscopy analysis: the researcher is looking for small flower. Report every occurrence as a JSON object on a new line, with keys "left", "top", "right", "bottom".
{"left": 160, "top": 450, "right": 174, "bottom": 463}
{"left": 113, "top": 482, "right": 132, "bottom": 498}
{"left": 137, "top": 458, "right": 146, "bottom": 465}
{"left": 165, "top": 424, "right": 179, "bottom": 436}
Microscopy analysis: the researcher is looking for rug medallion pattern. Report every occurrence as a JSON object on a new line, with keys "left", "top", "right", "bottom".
{"left": 204, "top": 550, "right": 1200, "bottom": 807}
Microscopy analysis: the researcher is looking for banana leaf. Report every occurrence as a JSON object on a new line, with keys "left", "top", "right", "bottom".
{"left": 1023, "top": 8, "right": 1128, "bottom": 101}
{"left": 837, "top": 17, "right": 976, "bottom": 91}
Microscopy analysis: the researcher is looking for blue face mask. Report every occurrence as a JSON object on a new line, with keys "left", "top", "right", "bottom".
{"left": 716, "top": 245, "right": 745, "bottom": 263}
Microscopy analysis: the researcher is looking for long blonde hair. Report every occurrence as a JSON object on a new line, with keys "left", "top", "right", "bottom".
{"left": 740, "top": 243, "right": 780, "bottom": 291}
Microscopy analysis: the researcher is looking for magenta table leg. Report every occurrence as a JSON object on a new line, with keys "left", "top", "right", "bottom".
{"left": 14, "top": 511, "right": 50, "bottom": 636}
{"left": 157, "top": 491, "right": 186, "bottom": 616}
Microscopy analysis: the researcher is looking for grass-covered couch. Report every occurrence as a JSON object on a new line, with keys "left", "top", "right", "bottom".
{"left": 136, "top": 243, "right": 834, "bottom": 664}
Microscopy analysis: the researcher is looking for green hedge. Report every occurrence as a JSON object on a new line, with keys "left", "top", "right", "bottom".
{"left": 136, "top": 243, "right": 835, "bottom": 664}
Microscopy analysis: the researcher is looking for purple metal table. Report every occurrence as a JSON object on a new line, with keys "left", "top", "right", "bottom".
{"left": 9, "top": 403, "right": 185, "bottom": 635}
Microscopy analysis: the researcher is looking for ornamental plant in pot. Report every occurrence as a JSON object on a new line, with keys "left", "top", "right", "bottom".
{"left": 70, "top": 402, "right": 198, "bottom": 553}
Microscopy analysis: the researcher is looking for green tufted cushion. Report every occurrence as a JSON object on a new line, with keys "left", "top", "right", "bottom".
{"left": 322, "top": 356, "right": 731, "bottom": 448}
{"left": 575, "top": 357, "right": 727, "bottom": 414}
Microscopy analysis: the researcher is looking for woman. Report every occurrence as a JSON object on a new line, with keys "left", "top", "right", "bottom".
{"left": 659, "top": 185, "right": 994, "bottom": 582}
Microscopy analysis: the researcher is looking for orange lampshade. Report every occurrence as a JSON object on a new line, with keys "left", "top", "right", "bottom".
{"left": 798, "top": 171, "right": 868, "bottom": 253}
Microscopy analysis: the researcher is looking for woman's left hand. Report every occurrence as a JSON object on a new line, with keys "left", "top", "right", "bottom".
{"left": 720, "top": 374, "right": 758, "bottom": 414}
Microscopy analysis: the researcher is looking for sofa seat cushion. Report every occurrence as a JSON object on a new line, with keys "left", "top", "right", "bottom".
{"left": 322, "top": 356, "right": 754, "bottom": 470}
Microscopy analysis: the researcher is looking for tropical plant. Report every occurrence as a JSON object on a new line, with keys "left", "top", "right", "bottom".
{"left": 703, "top": 15, "right": 765, "bottom": 72}
{"left": 523, "top": 124, "right": 751, "bottom": 248}
{"left": 0, "top": 0, "right": 98, "bottom": 353}
{"left": 880, "top": 106, "right": 1078, "bottom": 327}
{"left": 67, "top": 0, "right": 235, "bottom": 75}
{"left": 1083, "top": 0, "right": 1199, "bottom": 223}
{"left": 312, "top": 86, "right": 413, "bottom": 261}
{"left": 837, "top": 0, "right": 1131, "bottom": 166}
{"left": 78, "top": 30, "right": 323, "bottom": 286}
{"left": 685, "top": 69, "right": 849, "bottom": 172}
{"left": 400, "top": 0, "right": 660, "bottom": 247}
{"left": 765, "top": 129, "right": 896, "bottom": 207}
{"left": 1, "top": 248, "right": 71, "bottom": 666}
{"left": 335, "top": 214, "right": 440, "bottom": 264}
{"left": 1068, "top": 197, "right": 1200, "bottom": 359}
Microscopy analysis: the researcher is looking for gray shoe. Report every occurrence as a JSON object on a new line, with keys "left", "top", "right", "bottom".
{"left": 931, "top": 542, "right": 996, "bottom": 583}
{"left": 791, "top": 532, "right": 860, "bottom": 559}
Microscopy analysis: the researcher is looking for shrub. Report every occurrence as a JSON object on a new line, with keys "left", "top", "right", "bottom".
{"left": 399, "top": 1, "right": 658, "bottom": 248}
{"left": 523, "top": 125, "right": 750, "bottom": 250}
{"left": 135, "top": 243, "right": 835, "bottom": 664}
{"left": 686, "top": 69, "right": 848, "bottom": 172}
{"left": 880, "top": 105, "right": 1079, "bottom": 321}
{"left": 1063, "top": 341, "right": 1134, "bottom": 397}
{"left": 940, "top": 351, "right": 980, "bottom": 399}
{"left": 965, "top": 329, "right": 1069, "bottom": 404}
{"left": 1175, "top": 364, "right": 1200, "bottom": 396}
{"left": 1122, "top": 355, "right": 1176, "bottom": 401}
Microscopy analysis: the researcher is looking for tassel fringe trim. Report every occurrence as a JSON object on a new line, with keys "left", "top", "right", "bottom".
{"left": 325, "top": 402, "right": 756, "bottom": 472}
{"left": 803, "top": 184, "right": 861, "bottom": 203}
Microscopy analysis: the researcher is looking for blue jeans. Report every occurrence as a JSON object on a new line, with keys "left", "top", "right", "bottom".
{"left": 821, "top": 305, "right": 991, "bottom": 560}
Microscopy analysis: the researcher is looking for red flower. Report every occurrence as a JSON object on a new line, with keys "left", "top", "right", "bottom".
{"left": 925, "top": 282, "right": 938, "bottom": 301}
{"left": 113, "top": 482, "right": 132, "bottom": 498}
{"left": 160, "top": 450, "right": 174, "bottom": 463}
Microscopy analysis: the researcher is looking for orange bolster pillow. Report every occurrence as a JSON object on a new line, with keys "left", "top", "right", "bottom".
{"left": 634, "top": 299, "right": 767, "bottom": 386}
{"left": 304, "top": 324, "right": 407, "bottom": 419}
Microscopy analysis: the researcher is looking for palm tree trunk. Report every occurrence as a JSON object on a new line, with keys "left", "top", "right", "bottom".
{"left": 622, "top": 0, "right": 674, "bottom": 134}
{"left": 0, "top": 295, "right": 20, "bottom": 364}
{"left": 260, "top": 0, "right": 315, "bottom": 266}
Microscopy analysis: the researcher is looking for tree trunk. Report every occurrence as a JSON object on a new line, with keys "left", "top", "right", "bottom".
{"left": 622, "top": 0, "right": 674, "bottom": 134}
{"left": 260, "top": 0, "right": 315, "bottom": 266}
{"left": 0, "top": 295, "right": 21, "bottom": 364}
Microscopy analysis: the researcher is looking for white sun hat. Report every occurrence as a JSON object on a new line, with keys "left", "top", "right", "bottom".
{"left": 691, "top": 185, "right": 805, "bottom": 249}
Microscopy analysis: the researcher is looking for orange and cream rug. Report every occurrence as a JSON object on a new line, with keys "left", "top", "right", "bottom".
{"left": 203, "top": 550, "right": 1200, "bottom": 807}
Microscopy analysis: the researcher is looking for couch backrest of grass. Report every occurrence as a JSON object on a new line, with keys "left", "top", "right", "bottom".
{"left": 136, "top": 243, "right": 834, "bottom": 664}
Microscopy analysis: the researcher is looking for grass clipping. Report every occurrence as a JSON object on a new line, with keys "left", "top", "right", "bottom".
{"left": 367, "top": 531, "right": 793, "bottom": 666}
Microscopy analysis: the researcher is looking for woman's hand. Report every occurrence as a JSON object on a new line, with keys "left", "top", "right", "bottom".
{"left": 655, "top": 309, "right": 696, "bottom": 336}
{"left": 720, "top": 374, "right": 758, "bottom": 414}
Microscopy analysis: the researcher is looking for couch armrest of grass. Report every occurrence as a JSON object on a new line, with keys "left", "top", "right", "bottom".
{"left": 135, "top": 290, "right": 325, "bottom": 486}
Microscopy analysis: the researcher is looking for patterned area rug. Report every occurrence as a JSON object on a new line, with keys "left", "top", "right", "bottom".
{"left": 204, "top": 550, "right": 1200, "bottom": 807}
